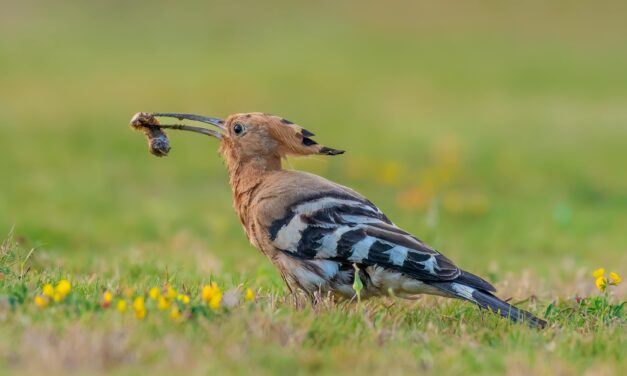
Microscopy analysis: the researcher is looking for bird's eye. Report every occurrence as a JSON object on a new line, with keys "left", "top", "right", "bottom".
{"left": 233, "top": 123, "right": 245, "bottom": 135}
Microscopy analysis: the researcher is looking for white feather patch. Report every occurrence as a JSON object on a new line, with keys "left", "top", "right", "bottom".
{"left": 274, "top": 215, "right": 308, "bottom": 251}
{"left": 348, "top": 236, "right": 376, "bottom": 262}
{"left": 316, "top": 226, "right": 353, "bottom": 258}
{"left": 387, "top": 246, "right": 409, "bottom": 266}
{"left": 419, "top": 255, "right": 438, "bottom": 275}
{"left": 451, "top": 283, "right": 475, "bottom": 300}
{"left": 316, "top": 260, "right": 340, "bottom": 278}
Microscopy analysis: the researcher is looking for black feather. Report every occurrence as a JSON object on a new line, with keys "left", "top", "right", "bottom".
{"left": 297, "top": 226, "right": 334, "bottom": 257}
{"left": 455, "top": 270, "right": 496, "bottom": 292}
{"left": 269, "top": 192, "right": 380, "bottom": 240}
{"left": 302, "top": 128, "right": 315, "bottom": 137}
{"left": 367, "top": 241, "right": 393, "bottom": 264}
{"left": 336, "top": 229, "right": 367, "bottom": 258}
{"left": 320, "top": 147, "right": 345, "bottom": 155}
{"left": 268, "top": 209, "right": 294, "bottom": 240}
{"left": 428, "top": 281, "right": 546, "bottom": 328}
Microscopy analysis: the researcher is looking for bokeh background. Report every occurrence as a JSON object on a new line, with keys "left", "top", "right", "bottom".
{"left": 1, "top": 1, "right": 626, "bottom": 294}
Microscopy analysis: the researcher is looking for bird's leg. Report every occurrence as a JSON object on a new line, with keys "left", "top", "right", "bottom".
{"left": 310, "top": 290, "right": 322, "bottom": 312}
{"left": 310, "top": 289, "right": 338, "bottom": 314}
{"left": 278, "top": 273, "right": 307, "bottom": 310}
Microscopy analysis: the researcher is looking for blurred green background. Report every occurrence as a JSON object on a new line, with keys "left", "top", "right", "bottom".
{"left": 1, "top": 1, "right": 626, "bottom": 291}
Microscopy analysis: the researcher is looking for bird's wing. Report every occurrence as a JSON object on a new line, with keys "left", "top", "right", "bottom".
{"left": 267, "top": 190, "right": 462, "bottom": 282}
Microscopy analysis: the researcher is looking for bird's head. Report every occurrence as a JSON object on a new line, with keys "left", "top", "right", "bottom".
{"left": 150, "top": 112, "right": 344, "bottom": 166}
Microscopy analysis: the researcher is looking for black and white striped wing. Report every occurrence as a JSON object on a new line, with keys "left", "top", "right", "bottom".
{"left": 268, "top": 192, "right": 461, "bottom": 282}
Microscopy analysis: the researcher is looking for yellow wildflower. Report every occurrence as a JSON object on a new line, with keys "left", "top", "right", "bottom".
{"left": 116, "top": 299, "right": 127, "bottom": 313}
{"left": 55, "top": 279, "right": 71, "bottom": 297}
{"left": 133, "top": 296, "right": 146, "bottom": 320}
{"left": 592, "top": 268, "right": 605, "bottom": 279}
{"left": 166, "top": 285, "right": 177, "bottom": 299}
{"left": 177, "top": 294, "right": 190, "bottom": 305}
{"left": 245, "top": 288, "right": 255, "bottom": 302}
{"left": 209, "top": 292, "right": 222, "bottom": 310}
{"left": 201, "top": 285, "right": 212, "bottom": 301}
{"left": 42, "top": 284, "right": 54, "bottom": 298}
{"left": 595, "top": 276, "right": 607, "bottom": 292}
{"left": 102, "top": 291, "right": 113, "bottom": 308}
{"left": 133, "top": 296, "right": 145, "bottom": 311}
{"left": 135, "top": 308, "right": 147, "bottom": 320}
{"left": 35, "top": 295, "right": 49, "bottom": 308}
{"left": 53, "top": 292, "right": 63, "bottom": 303}
{"left": 124, "top": 288, "right": 134, "bottom": 298}
{"left": 609, "top": 272, "right": 621, "bottom": 286}
{"left": 202, "top": 282, "right": 220, "bottom": 302}
{"left": 148, "top": 287, "right": 160, "bottom": 300}
{"left": 103, "top": 291, "right": 113, "bottom": 303}
{"left": 169, "top": 306, "right": 181, "bottom": 321}
{"left": 158, "top": 296, "right": 170, "bottom": 310}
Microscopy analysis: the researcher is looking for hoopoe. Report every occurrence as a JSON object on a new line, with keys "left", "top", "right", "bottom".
{"left": 132, "top": 112, "right": 546, "bottom": 328}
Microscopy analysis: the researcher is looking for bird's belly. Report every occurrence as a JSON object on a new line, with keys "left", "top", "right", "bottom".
{"left": 274, "top": 253, "right": 344, "bottom": 295}
{"left": 365, "top": 266, "right": 447, "bottom": 298}
{"left": 273, "top": 253, "right": 444, "bottom": 299}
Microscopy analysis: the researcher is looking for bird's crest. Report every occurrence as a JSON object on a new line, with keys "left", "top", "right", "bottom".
{"left": 273, "top": 116, "right": 345, "bottom": 157}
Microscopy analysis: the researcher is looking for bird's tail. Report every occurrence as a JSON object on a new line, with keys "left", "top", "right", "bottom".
{"left": 430, "top": 281, "right": 547, "bottom": 329}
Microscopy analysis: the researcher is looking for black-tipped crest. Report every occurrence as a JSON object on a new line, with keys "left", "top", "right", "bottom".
{"left": 302, "top": 137, "right": 318, "bottom": 146}
{"left": 320, "top": 147, "right": 345, "bottom": 155}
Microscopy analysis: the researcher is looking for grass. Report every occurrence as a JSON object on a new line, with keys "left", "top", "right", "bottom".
{"left": 0, "top": 235, "right": 624, "bottom": 375}
{"left": 1, "top": 1, "right": 626, "bottom": 374}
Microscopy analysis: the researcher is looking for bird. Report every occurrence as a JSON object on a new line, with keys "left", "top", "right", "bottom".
{"left": 141, "top": 111, "right": 547, "bottom": 328}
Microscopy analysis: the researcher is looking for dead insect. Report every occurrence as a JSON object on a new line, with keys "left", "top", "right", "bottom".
{"left": 130, "top": 112, "right": 171, "bottom": 157}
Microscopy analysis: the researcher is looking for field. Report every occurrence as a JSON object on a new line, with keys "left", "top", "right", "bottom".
{"left": 0, "top": 1, "right": 626, "bottom": 375}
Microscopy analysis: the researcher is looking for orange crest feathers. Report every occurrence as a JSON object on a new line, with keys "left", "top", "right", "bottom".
{"left": 267, "top": 116, "right": 344, "bottom": 157}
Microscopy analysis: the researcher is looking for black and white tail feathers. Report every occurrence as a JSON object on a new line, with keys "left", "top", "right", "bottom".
{"left": 430, "top": 274, "right": 547, "bottom": 329}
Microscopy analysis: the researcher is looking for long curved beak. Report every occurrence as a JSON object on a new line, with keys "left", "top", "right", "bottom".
{"left": 152, "top": 113, "right": 225, "bottom": 139}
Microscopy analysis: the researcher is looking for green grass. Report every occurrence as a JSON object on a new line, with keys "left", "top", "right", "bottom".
{"left": 1, "top": 1, "right": 626, "bottom": 374}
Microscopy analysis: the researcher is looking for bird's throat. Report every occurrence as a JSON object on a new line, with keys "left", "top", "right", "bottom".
{"left": 225, "top": 154, "right": 281, "bottom": 228}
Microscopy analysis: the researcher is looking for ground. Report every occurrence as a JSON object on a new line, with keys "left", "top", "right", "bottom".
{"left": 0, "top": 1, "right": 626, "bottom": 375}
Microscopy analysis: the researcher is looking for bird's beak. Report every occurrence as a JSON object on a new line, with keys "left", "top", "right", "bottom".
{"left": 151, "top": 112, "right": 225, "bottom": 139}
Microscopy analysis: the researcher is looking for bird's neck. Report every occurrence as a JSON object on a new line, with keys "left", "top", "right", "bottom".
{"left": 225, "top": 154, "right": 282, "bottom": 227}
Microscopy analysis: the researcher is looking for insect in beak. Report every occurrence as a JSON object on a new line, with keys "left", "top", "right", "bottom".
{"left": 130, "top": 112, "right": 226, "bottom": 157}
